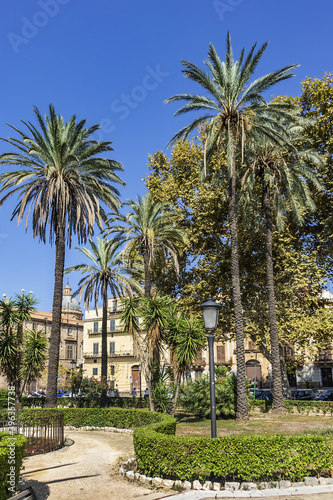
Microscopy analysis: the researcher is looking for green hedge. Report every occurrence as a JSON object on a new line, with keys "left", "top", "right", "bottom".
{"left": 0, "top": 396, "right": 150, "bottom": 410}
{"left": 0, "top": 432, "right": 26, "bottom": 500}
{"left": 0, "top": 407, "right": 167, "bottom": 430}
{"left": 285, "top": 400, "right": 333, "bottom": 415}
{"left": 133, "top": 429, "right": 333, "bottom": 483}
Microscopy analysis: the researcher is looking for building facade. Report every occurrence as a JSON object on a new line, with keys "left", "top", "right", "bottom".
{"left": 83, "top": 297, "right": 143, "bottom": 394}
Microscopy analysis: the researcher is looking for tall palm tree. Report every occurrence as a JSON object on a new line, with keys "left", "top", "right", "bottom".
{"left": 105, "top": 192, "right": 188, "bottom": 298}
{"left": 0, "top": 105, "right": 124, "bottom": 407}
{"left": 241, "top": 117, "right": 323, "bottom": 414}
{"left": 65, "top": 236, "right": 143, "bottom": 406}
{"left": 165, "top": 33, "right": 298, "bottom": 422}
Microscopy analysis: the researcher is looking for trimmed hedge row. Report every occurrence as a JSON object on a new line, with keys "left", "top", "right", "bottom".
{"left": 0, "top": 407, "right": 168, "bottom": 430}
{"left": 133, "top": 428, "right": 333, "bottom": 483}
{"left": 0, "top": 432, "right": 26, "bottom": 500}
{"left": 0, "top": 396, "right": 150, "bottom": 410}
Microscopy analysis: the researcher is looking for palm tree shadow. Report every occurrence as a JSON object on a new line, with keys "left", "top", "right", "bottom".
{"left": 20, "top": 474, "right": 99, "bottom": 499}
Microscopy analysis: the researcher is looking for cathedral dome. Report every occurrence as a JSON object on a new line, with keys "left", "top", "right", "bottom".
{"left": 62, "top": 283, "right": 82, "bottom": 312}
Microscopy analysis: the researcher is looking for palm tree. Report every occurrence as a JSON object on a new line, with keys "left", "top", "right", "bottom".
{"left": 65, "top": 236, "right": 143, "bottom": 406}
{"left": 165, "top": 33, "right": 298, "bottom": 422}
{"left": 0, "top": 291, "right": 45, "bottom": 401}
{"left": 105, "top": 192, "right": 188, "bottom": 298}
{"left": 0, "top": 105, "right": 124, "bottom": 407}
{"left": 120, "top": 294, "right": 173, "bottom": 410}
{"left": 241, "top": 117, "right": 323, "bottom": 414}
{"left": 20, "top": 329, "right": 48, "bottom": 396}
{"left": 165, "top": 312, "right": 206, "bottom": 416}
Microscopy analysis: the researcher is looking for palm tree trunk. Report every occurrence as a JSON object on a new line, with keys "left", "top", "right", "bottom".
{"left": 170, "top": 373, "right": 181, "bottom": 417}
{"left": 229, "top": 129, "right": 248, "bottom": 423}
{"left": 15, "top": 322, "right": 23, "bottom": 403}
{"left": 100, "top": 279, "right": 108, "bottom": 407}
{"left": 262, "top": 180, "right": 285, "bottom": 415}
{"left": 45, "top": 225, "right": 65, "bottom": 408}
{"left": 142, "top": 247, "right": 151, "bottom": 298}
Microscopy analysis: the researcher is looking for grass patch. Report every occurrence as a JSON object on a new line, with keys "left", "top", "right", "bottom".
{"left": 175, "top": 412, "right": 333, "bottom": 438}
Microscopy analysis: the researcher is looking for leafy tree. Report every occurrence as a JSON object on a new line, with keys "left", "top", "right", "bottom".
{"left": 104, "top": 192, "right": 188, "bottom": 298}
{"left": 166, "top": 33, "right": 298, "bottom": 422}
{"left": 241, "top": 117, "right": 323, "bottom": 413}
{"left": 65, "top": 236, "right": 142, "bottom": 406}
{"left": 0, "top": 105, "right": 124, "bottom": 407}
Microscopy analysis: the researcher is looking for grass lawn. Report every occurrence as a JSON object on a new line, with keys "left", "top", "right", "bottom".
{"left": 175, "top": 411, "right": 333, "bottom": 438}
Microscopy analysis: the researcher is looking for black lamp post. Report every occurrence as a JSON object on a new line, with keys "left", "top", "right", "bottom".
{"left": 200, "top": 298, "right": 221, "bottom": 439}
{"left": 70, "top": 359, "right": 75, "bottom": 407}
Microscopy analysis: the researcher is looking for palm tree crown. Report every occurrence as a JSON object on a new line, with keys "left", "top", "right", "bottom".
{"left": 105, "top": 192, "right": 188, "bottom": 297}
{"left": 0, "top": 104, "right": 124, "bottom": 245}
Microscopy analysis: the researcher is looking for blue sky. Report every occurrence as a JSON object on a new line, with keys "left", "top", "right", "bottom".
{"left": 0, "top": 1, "right": 332, "bottom": 312}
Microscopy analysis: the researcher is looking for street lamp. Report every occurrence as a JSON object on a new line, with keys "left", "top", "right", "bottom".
{"left": 70, "top": 359, "right": 76, "bottom": 407}
{"left": 200, "top": 298, "right": 221, "bottom": 439}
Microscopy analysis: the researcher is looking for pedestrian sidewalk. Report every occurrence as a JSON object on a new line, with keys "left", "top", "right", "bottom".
{"left": 163, "top": 484, "right": 333, "bottom": 499}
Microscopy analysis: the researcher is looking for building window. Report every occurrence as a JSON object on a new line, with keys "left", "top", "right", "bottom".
{"left": 93, "top": 343, "right": 99, "bottom": 355}
{"left": 110, "top": 319, "right": 116, "bottom": 332}
{"left": 113, "top": 300, "right": 117, "bottom": 312}
{"left": 66, "top": 344, "right": 73, "bottom": 359}
{"left": 68, "top": 328, "right": 72, "bottom": 336}
{"left": 32, "top": 323, "right": 36, "bottom": 331}
{"left": 110, "top": 380, "right": 115, "bottom": 389}
{"left": 109, "top": 342, "right": 115, "bottom": 355}
{"left": 93, "top": 368, "right": 98, "bottom": 376}
{"left": 216, "top": 345, "right": 225, "bottom": 363}
{"left": 110, "top": 365, "right": 115, "bottom": 376}
{"left": 93, "top": 321, "right": 98, "bottom": 333}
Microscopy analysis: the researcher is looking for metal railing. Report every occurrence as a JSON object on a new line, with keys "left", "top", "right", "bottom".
{"left": 84, "top": 350, "right": 135, "bottom": 358}
{"left": 0, "top": 409, "right": 64, "bottom": 456}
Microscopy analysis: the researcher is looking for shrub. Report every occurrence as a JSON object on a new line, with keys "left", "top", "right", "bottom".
{"left": 133, "top": 429, "right": 333, "bottom": 483}
{"left": 0, "top": 407, "right": 167, "bottom": 430}
{"left": 0, "top": 432, "right": 26, "bottom": 499}
{"left": 179, "top": 366, "right": 241, "bottom": 418}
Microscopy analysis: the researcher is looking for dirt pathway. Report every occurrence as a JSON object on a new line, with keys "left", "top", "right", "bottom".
{"left": 20, "top": 430, "right": 172, "bottom": 500}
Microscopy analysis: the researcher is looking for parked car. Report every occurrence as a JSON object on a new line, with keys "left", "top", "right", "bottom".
{"left": 290, "top": 389, "right": 320, "bottom": 401}
{"left": 254, "top": 390, "right": 273, "bottom": 401}
{"left": 314, "top": 390, "right": 333, "bottom": 401}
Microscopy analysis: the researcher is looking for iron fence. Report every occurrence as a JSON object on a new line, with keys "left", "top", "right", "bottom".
{"left": 0, "top": 409, "right": 64, "bottom": 456}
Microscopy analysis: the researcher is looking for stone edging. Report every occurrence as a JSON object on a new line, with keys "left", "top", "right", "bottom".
{"left": 119, "top": 459, "right": 333, "bottom": 492}
{"left": 64, "top": 425, "right": 133, "bottom": 433}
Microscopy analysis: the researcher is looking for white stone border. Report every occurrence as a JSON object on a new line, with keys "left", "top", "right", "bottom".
{"left": 119, "top": 458, "right": 333, "bottom": 492}
{"left": 65, "top": 425, "right": 133, "bottom": 433}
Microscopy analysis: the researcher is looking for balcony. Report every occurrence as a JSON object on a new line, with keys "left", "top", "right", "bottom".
{"left": 84, "top": 350, "right": 135, "bottom": 359}
{"left": 87, "top": 327, "right": 124, "bottom": 336}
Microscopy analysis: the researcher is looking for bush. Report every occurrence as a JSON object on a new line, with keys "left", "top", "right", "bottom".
{"left": 0, "top": 432, "right": 26, "bottom": 499}
{"left": 133, "top": 429, "right": 333, "bottom": 483}
{"left": 179, "top": 366, "right": 240, "bottom": 418}
{"left": 0, "top": 407, "right": 167, "bottom": 430}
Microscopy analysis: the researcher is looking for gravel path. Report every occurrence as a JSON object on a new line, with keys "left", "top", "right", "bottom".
{"left": 20, "top": 430, "right": 171, "bottom": 500}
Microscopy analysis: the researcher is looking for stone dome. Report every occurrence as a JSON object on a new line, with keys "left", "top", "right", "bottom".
{"left": 62, "top": 283, "right": 82, "bottom": 312}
